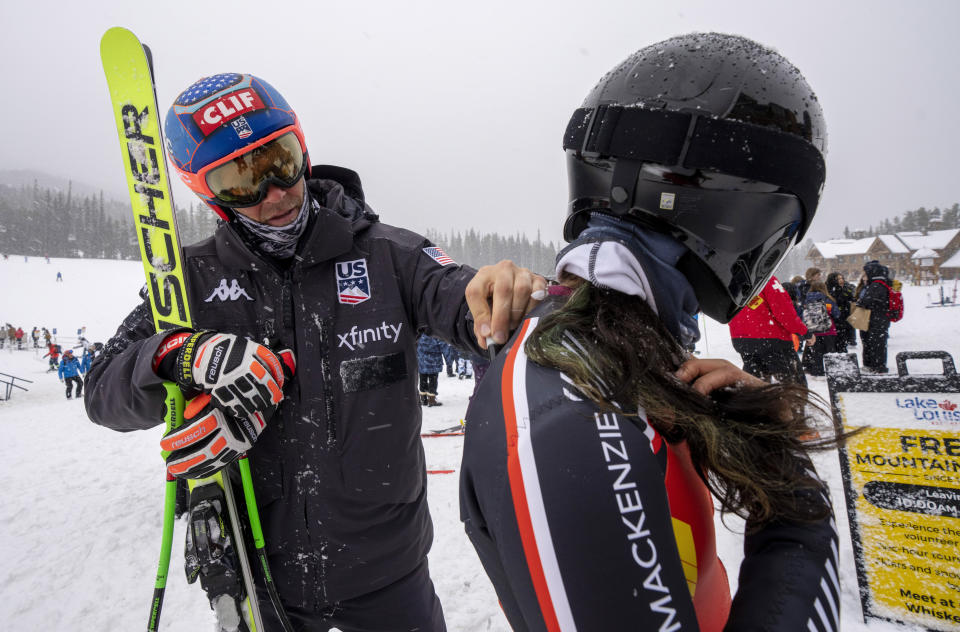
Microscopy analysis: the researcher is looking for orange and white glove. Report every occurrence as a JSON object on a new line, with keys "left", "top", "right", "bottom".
{"left": 154, "top": 331, "right": 295, "bottom": 478}
{"left": 154, "top": 331, "right": 293, "bottom": 419}
{"left": 160, "top": 393, "right": 263, "bottom": 478}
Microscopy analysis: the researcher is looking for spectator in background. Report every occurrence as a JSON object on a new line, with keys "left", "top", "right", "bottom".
{"left": 417, "top": 335, "right": 445, "bottom": 407}
{"left": 826, "top": 272, "right": 856, "bottom": 352}
{"left": 729, "top": 275, "right": 811, "bottom": 386}
{"left": 800, "top": 280, "right": 839, "bottom": 377}
{"left": 80, "top": 346, "right": 94, "bottom": 374}
{"left": 58, "top": 349, "right": 84, "bottom": 399}
{"left": 857, "top": 260, "right": 894, "bottom": 373}
{"left": 438, "top": 339, "right": 458, "bottom": 378}
{"left": 14, "top": 327, "right": 24, "bottom": 350}
{"left": 0, "top": 326, "right": 6, "bottom": 350}
{"left": 780, "top": 280, "right": 803, "bottom": 319}
{"left": 31, "top": 327, "right": 40, "bottom": 348}
{"left": 854, "top": 272, "right": 868, "bottom": 300}
{"left": 43, "top": 342, "right": 62, "bottom": 371}
{"left": 456, "top": 355, "right": 473, "bottom": 380}
{"left": 468, "top": 354, "right": 490, "bottom": 402}
{"left": 796, "top": 267, "right": 822, "bottom": 305}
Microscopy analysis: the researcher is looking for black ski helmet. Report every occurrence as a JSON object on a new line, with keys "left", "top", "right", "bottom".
{"left": 563, "top": 32, "right": 826, "bottom": 322}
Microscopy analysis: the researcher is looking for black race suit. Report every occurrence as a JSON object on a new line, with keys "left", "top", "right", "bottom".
{"left": 460, "top": 300, "right": 841, "bottom": 632}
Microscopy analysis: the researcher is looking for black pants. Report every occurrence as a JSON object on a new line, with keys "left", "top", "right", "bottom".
{"left": 258, "top": 558, "right": 446, "bottom": 632}
{"left": 418, "top": 373, "right": 438, "bottom": 396}
{"left": 64, "top": 376, "right": 82, "bottom": 398}
{"left": 732, "top": 338, "right": 806, "bottom": 386}
{"left": 801, "top": 335, "right": 836, "bottom": 376}
{"left": 862, "top": 328, "right": 889, "bottom": 371}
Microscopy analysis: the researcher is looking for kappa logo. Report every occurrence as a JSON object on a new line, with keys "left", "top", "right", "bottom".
{"left": 204, "top": 279, "right": 254, "bottom": 303}
{"left": 336, "top": 259, "right": 371, "bottom": 305}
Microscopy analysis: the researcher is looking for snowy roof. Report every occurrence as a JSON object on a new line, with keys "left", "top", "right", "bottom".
{"left": 941, "top": 249, "right": 960, "bottom": 268}
{"left": 811, "top": 237, "right": 877, "bottom": 258}
{"left": 895, "top": 228, "right": 960, "bottom": 251}
{"left": 911, "top": 246, "right": 939, "bottom": 260}
{"left": 877, "top": 234, "right": 910, "bottom": 254}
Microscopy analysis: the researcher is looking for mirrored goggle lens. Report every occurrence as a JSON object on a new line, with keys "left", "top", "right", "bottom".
{"left": 205, "top": 133, "right": 305, "bottom": 206}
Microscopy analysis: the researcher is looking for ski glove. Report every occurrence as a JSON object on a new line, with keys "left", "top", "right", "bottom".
{"left": 154, "top": 331, "right": 294, "bottom": 420}
{"left": 161, "top": 393, "right": 264, "bottom": 478}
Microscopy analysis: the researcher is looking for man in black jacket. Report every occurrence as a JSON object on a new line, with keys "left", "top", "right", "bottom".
{"left": 84, "top": 73, "right": 542, "bottom": 631}
{"left": 857, "top": 260, "right": 893, "bottom": 372}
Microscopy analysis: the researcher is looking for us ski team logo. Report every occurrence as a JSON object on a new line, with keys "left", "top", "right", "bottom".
{"left": 204, "top": 278, "right": 254, "bottom": 302}
{"left": 336, "top": 258, "right": 371, "bottom": 305}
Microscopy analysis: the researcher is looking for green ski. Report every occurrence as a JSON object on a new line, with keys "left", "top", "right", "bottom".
{"left": 100, "top": 26, "right": 271, "bottom": 632}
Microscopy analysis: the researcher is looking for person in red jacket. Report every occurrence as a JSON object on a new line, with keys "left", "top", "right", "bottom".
{"left": 14, "top": 327, "right": 24, "bottom": 350}
{"left": 729, "top": 275, "right": 814, "bottom": 385}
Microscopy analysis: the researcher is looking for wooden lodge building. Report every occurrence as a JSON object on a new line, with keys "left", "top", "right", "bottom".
{"left": 807, "top": 228, "right": 960, "bottom": 282}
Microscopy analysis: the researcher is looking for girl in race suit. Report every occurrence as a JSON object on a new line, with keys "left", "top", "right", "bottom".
{"left": 460, "top": 33, "right": 840, "bottom": 632}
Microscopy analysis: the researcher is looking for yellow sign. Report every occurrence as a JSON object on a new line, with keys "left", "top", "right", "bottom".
{"left": 835, "top": 391, "right": 960, "bottom": 630}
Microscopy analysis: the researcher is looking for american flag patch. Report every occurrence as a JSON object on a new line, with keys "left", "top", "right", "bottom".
{"left": 423, "top": 246, "right": 455, "bottom": 266}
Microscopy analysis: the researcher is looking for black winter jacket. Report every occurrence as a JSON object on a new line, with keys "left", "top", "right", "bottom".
{"left": 85, "top": 166, "right": 481, "bottom": 607}
{"left": 857, "top": 262, "right": 892, "bottom": 332}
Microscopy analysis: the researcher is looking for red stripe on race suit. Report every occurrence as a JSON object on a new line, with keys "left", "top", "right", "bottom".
{"left": 501, "top": 319, "right": 565, "bottom": 632}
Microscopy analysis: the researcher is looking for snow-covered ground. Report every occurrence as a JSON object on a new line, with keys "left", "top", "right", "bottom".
{"left": 1, "top": 255, "right": 957, "bottom": 631}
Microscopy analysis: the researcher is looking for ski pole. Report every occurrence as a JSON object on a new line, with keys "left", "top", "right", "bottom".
{"left": 149, "top": 383, "right": 186, "bottom": 632}
{"left": 237, "top": 456, "right": 295, "bottom": 632}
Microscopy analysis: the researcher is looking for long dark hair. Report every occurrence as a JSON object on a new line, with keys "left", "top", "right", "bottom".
{"left": 525, "top": 279, "right": 837, "bottom": 525}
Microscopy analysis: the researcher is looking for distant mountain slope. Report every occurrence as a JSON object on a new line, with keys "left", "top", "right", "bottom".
{"left": 0, "top": 169, "right": 128, "bottom": 216}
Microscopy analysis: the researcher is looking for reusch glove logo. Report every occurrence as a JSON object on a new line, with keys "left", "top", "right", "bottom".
{"left": 206, "top": 339, "right": 230, "bottom": 384}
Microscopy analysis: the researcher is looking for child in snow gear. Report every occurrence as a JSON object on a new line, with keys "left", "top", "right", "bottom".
{"left": 86, "top": 68, "right": 546, "bottom": 632}
{"left": 80, "top": 347, "right": 94, "bottom": 374}
{"left": 456, "top": 356, "right": 473, "bottom": 379}
{"left": 461, "top": 33, "right": 840, "bottom": 631}
{"left": 439, "top": 340, "right": 458, "bottom": 377}
{"left": 58, "top": 349, "right": 84, "bottom": 399}
{"left": 43, "top": 342, "right": 61, "bottom": 371}
{"left": 800, "top": 281, "right": 839, "bottom": 377}
{"left": 826, "top": 272, "right": 857, "bottom": 352}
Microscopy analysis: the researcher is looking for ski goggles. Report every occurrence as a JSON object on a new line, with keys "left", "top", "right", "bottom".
{"left": 180, "top": 128, "right": 308, "bottom": 208}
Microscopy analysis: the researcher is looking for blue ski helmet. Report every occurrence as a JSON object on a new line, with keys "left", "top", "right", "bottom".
{"left": 164, "top": 73, "right": 308, "bottom": 219}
